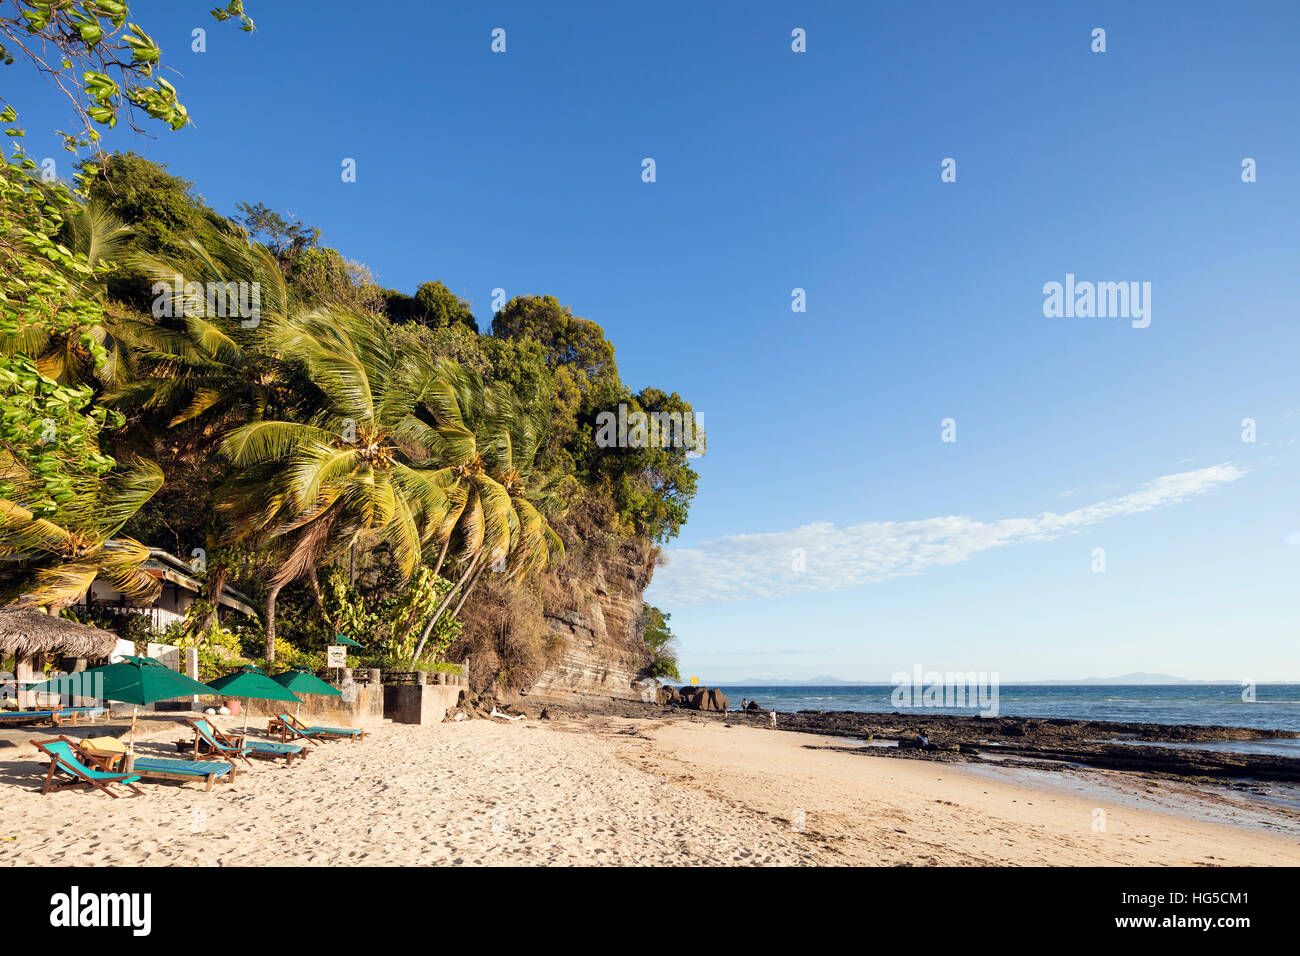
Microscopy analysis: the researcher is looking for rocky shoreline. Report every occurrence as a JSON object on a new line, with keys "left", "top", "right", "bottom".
{"left": 513, "top": 689, "right": 1300, "bottom": 785}
{"left": 735, "top": 709, "right": 1300, "bottom": 784}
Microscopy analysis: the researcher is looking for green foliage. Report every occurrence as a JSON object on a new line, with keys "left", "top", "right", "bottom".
{"left": 640, "top": 603, "right": 680, "bottom": 681}
{"left": 413, "top": 281, "right": 477, "bottom": 332}
{"left": 383, "top": 281, "right": 477, "bottom": 333}
{"left": 357, "top": 656, "right": 462, "bottom": 674}
{"left": 162, "top": 600, "right": 247, "bottom": 679}
{"left": 282, "top": 246, "right": 382, "bottom": 313}
{"left": 234, "top": 201, "right": 319, "bottom": 258}
{"left": 63, "top": 605, "right": 152, "bottom": 652}
{"left": 319, "top": 564, "right": 461, "bottom": 661}
{"left": 0, "top": 120, "right": 120, "bottom": 518}
{"left": 0, "top": 2, "right": 214, "bottom": 146}
{"left": 78, "top": 152, "right": 245, "bottom": 307}
{"left": 491, "top": 294, "right": 700, "bottom": 542}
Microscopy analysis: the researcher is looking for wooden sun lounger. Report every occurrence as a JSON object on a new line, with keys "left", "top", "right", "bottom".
{"left": 3, "top": 708, "right": 107, "bottom": 727}
{"left": 269, "top": 713, "right": 367, "bottom": 743}
{"left": 33, "top": 737, "right": 143, "bottom": 798}
{"left": 132, "top": 757, "right": 234, "bottom": 792}
{"left": 182, "top": 717, "right": 307, "bottom": 766}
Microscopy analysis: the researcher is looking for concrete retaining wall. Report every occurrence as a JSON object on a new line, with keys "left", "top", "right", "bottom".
{"left": 241, "top": 683, "right": 385, "bottom": 729}
{"left": 384, "top": 684, "right": 464, "bottom": 725}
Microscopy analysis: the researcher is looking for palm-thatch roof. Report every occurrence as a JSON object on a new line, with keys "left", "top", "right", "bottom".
{"left": 0, "top": 607, "right": 118, "bottom": 660}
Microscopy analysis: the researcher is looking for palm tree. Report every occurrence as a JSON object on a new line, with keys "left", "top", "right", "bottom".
{"left": 109, "top": 234, "right": 305, "bottom": 430}
{"left": 409, "top": 363, "right": 564, "bottom": 661}
{"left": 107, "top": 233, "right": 315, "bottom": 634}
{"left": 215, "top": 308, "right": 450, "bottom": 659}
{"left": 0, "top": 458, "right": 163, "bottom": 610}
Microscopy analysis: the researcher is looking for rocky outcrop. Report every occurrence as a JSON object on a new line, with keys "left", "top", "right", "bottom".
{"left": 675, "top": 685, "right": 729, "bottom": 712}
{"left": 523, "top": 532, "right": 657, "bottom": 706}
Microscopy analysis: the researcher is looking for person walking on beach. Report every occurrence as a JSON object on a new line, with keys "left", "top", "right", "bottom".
{"left": 770, "top": 709, "right": 778, "bottom": 729}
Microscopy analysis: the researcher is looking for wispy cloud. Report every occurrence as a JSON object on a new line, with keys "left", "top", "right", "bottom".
{"left": 649, "top": 464, "right": 1245, "bottom": 606}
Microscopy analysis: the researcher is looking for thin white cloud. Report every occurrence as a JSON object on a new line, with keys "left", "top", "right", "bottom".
{"left": 649, "top": 464, "right": 1245, "bottom": 606}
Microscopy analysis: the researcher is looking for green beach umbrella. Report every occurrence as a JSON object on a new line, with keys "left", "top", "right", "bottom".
{"left": 271, "top": 667, "right": 341, "bottom": 719}
{"left": 207, "top": 665, "right": 301, "bottom": 736}
{"left": 30, "top": 655, "right": 217, "bottom": 752}
{"left": 334, "top": 633, "right": 364, "bottom": 648}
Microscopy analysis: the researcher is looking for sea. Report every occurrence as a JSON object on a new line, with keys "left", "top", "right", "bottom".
{"left": 716, "top": 684, "right": 1300, "bottom": 734}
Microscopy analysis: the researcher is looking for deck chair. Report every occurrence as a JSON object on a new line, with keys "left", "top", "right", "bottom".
{"left": 33, "top": 737, "right": 143, "bottom": 798}
{"left": 185, "top": 717, "right": 253, "bottom": 767}
{"left": 187, "top": 717, "right": 306, "bottom": 766}
{"left": 270, "top": 712, "right": 367, "bottom": 743}
{"left": 0, "top": 710, "right": 57, "bottom": 726}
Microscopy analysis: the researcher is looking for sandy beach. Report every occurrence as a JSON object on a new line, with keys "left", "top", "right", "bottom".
{"left": 2, "top": 715, "right": 1297, "bottom": 866}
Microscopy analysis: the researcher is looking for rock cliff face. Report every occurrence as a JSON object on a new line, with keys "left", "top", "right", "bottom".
{"left": 524, "top": 536, "right": 656, "bottom": 705}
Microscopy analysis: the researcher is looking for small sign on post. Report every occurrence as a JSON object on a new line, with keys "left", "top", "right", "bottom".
{"left": 326, "top": 645, "right": 347, "bottom": 669}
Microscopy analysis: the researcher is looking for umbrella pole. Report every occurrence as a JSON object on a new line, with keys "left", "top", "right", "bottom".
{"left": 128, "top": 704, "right": 138, "bottom": 767}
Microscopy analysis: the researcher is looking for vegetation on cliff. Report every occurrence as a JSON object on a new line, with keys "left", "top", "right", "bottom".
{"left": 0, "top": 0, "right": 693, "bottom": 689}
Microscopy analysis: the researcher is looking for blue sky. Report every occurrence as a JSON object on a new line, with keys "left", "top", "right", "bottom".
{"left": 9, "top": 1, "right": 1299, "bottom": 680}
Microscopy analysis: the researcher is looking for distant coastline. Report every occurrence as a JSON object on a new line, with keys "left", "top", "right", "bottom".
{"left": 712, "top": 683, "right": 1300, "bottom": 733}
{"left": 715, "top": 674, "right": 1285, "bottom": 686}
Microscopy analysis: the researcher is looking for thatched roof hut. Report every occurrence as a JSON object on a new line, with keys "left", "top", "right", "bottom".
{"left": 0, "top": 607, "right": 118, "bottom": 661}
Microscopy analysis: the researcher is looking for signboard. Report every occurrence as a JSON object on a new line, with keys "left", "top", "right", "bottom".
{"left": 690, "top": 675, "right": 699, "bottom": 686}
{"left": 326, "top": 645, "right": 347, "bottom": 668}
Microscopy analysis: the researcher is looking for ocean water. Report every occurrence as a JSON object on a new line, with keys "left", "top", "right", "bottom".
{"left": 716, "top": 684, "right": 1300, "bottom": 733}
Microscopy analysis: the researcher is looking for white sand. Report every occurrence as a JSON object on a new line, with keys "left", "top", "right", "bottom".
{"left": 2, "top": 715, "right": 1296, "bottom": 866}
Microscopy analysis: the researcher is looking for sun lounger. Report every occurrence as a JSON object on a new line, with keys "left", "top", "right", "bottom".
{"left": 269, "top": 713, "right": 366, "bottom": 743}
{"left": 2, "top": 707, "right": 107, "bottom": 727}
{"left": 32, "top": 736, "right": 143, "bottom": 798}
{"left": 184, "top": 717, "right": 253, "bottom": 767}
{"left": 132, "top": 757, "right": 234, "bottom": 792}
{"left": 184, "top": 717, "right": 307, "bottom": 766}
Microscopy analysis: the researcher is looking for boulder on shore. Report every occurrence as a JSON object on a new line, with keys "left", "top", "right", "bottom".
{"left": 673, "top": 685, "right": 729, "bottom": 712}
{"left": 657, "top": 686, "right": 681, "bottom": 706}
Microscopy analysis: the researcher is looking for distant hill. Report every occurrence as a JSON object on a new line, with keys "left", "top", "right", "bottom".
{"left": 715, "top": 672, "right": 1212, "bottom": 686}
{"left": 1031, "top": 673, "right": 1193, "bottom": 685}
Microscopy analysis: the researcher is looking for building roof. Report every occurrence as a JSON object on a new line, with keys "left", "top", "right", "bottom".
{"left": 0, "top": 607, "right": 119, "bottom": 659}
{"left": 143, "top": 550, "right": 258, "bottom": 618}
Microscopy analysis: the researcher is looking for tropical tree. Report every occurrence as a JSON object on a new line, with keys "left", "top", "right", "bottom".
{"left": 0, "top": 457, "right": 162, "bottom": 610}
{"left": 409, "top": 362, "right": 564, "bottom": 661}
{"left": 110, "top": 234, "right": 302, "bottom": 429}
{"left": 215, "top": 308, "right": 451, "bottom": 659}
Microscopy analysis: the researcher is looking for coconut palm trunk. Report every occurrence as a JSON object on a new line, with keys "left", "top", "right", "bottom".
{"left": 264, "top": 582, "right": 282, "bottom": 661}
{"left": 201, "top": 562, "right": 228, "bottom": 635}
{"left": 451, "top": 558, "right": 490, "bottom": 618}
{"left": 430, "top": 535, "right": 452, "bottom": 577}
{"left": 411, "top": 549, "right": 482, "bottom": 662}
